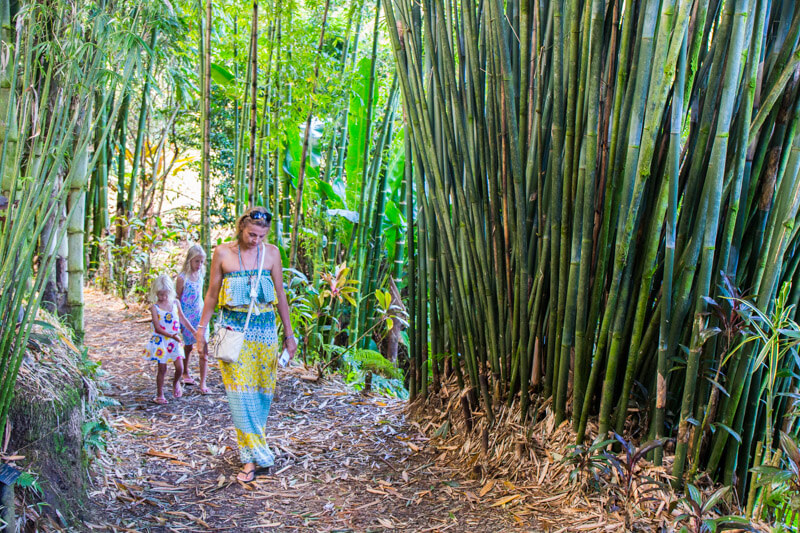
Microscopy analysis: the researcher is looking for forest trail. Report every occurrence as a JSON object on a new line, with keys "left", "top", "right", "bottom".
{"left": 81, "top": 288, "right": 529, "bottom": 532}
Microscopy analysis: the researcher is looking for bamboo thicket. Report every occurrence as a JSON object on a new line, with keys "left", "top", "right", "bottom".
{"left": 385, "top": 0, "right": 800, "bottom": 491}
{"left": 0, "top": 0, "right": 145, "bottom": 438}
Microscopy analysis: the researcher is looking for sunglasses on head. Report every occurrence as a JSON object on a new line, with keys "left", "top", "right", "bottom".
{"left": 248, "top": 211, "right": 270, "bottom": 222}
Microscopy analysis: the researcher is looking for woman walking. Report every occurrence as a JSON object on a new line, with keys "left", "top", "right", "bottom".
{"left": 196, "top": 206, "right": 298, "bottom": 482}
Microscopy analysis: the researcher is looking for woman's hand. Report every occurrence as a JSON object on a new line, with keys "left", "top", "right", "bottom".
{"left": 284, "top": 335, "right": 298, "bottom": 358}
{"left": 197, "top": 327, "right": 207, "bottom": 353}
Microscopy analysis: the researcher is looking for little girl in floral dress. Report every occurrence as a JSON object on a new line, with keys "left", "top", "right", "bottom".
{"left": 143, "top": 274, "right": 197, "bottom": 404}
{"left": 176, "top": 244, "right": 210, "bottom": 394}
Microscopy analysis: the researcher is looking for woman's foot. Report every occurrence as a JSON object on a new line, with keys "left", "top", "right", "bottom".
{"left": 199, "top": 383, "right": 211, "bottom": 394}
{"left": 152, "top": 396, "right": 167, "bottom": 405}
{"left": 173, "top": 383, "right": 183, "bottom": 398}
{"left": 182, "top": 375, "right": 196, "bottom": 386}
{"left": 237, "top": 463, "right": 256, "bottom": 483}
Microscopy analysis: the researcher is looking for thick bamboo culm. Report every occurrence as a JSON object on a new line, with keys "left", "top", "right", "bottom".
{"left": 384, "top": 0, "right": 800, "bottom": 491}
{"left": 0, "top": 0, "right": 142, "bottom": 439}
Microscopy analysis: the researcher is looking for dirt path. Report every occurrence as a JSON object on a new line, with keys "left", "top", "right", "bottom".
{"left": 82, "top": 288, "right": 529, "bottom": 532}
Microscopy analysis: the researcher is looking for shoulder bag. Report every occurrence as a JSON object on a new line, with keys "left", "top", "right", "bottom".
{"left": 209, "top": 243, "right": 265, "bottom": 363}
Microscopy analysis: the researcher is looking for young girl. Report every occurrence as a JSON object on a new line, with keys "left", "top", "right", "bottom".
{"left": 143, "top": 274, "right": 197, "bottom": 404}
{"left": 175, "top": 244, "right": 210, "bottom": 394}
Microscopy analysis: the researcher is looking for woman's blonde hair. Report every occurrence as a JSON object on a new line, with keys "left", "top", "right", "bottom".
{"left": 149, "top": 274, "right": 176, "bottom": 303}
{"left": 181, "top": 243, "right": 207, "bottom": 276}
{"left": 235, "top": 206, "right": 272, "bottom": 240}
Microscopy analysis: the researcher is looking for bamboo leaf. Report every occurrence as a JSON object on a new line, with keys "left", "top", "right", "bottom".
{"left": 210, "top": 63, "right": 235, "bottom": 85}
{"left": 711, "top": 422, "right": 741, "bottom": 444}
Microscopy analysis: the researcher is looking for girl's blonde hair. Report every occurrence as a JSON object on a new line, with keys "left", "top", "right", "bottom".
{"left": 181, "top": 244, "right": 207, "bottom": 276}
{"left": 149, "top": 274, "right": 176, "bottom": 303}
{"left": 235, "top": 206, "right": 272, "bottom": 240}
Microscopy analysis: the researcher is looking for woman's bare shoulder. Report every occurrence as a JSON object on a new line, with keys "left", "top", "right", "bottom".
{"left": 213, "top": 241, "right": 237, "bottom": 259}
{"left": 264, "top": 244, "right": 283, "bottom": 269}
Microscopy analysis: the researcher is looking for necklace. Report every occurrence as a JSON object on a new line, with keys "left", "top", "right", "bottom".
{"left": 237, "top": 244, "right": 261, "bottom": 298}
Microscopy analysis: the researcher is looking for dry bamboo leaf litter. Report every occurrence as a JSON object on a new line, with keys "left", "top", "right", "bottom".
{"left": 407, "top": 379, "right": 773, "bottom": 532}
{"left": 82, "top": 287, "right": 525, "bottom": 531}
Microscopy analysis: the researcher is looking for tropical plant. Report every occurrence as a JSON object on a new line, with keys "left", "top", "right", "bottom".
{"left": 751, "top": 431, "right": 800, "bottom": 527}
{"left": 670, "top": 484, "right": 755, "bottom": 532}
{"left": 559, "top": 437, "right": 615, "bottom": 491}
{"left": 602, "top": 434, "right": 669, "bottom": 507}
{"left": 343, "top": 348, "right": 407, "bottom": 398}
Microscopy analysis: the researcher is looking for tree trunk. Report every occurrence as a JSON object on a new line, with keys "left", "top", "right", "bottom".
{"left": 200, "top": 0, "right": 212, "bottom": 255}
{"left": 289, "top": 0, "right": 332, "bottom": 264}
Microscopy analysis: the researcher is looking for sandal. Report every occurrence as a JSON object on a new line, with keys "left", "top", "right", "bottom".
{"left": 182, "top": 376, "right": 196, "bottom": 386}
{"left": 237, "top": 464, "right": 256, "bottom": 483}
{"left": 199, "top": 384, "right": 211, "bottom": 395}
{"left": 174, "top": 383, "right": 183, "bottom": 399}
{"left": 152, "top": 397, "right": 167, "bottom": 405}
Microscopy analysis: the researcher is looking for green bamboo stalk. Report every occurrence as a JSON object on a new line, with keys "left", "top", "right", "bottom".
{"left": 247, "top": 0, "right": 258, "bottom": 206}
{"left": 289, "top": 0, "right": 332, "bottom": 265}
{"left": 126, "top": 28, "right": 158, "bottom": 221}
{"left": 200, "top": 0, "right": 211, "bottom": 255}
{"left": 672, "top": 0, "right": 749, "bottom": 485}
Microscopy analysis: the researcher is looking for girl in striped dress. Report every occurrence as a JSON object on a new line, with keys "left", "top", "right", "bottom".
{"left": 176, "top": 244, "right": 210, "bottom": 394}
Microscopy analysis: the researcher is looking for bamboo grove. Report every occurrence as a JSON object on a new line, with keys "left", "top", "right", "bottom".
{"left": 0, "top": 0, "right": 411, "bottom": 434}
{"left": 0, "top": 0, "right": 153, "bottom": 439}
{"left": 386, "top": 0, "right": 800, "bottom": 491}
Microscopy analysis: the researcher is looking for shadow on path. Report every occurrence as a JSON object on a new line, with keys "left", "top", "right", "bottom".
{"left": 82, "top": 287, "right": 524, "bottom": 532}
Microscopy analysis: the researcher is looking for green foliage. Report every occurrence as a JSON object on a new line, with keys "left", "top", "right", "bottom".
{"left": 349, "top": 349, "right": 401, "bottom": 380}
{"left": 670, "top": 485, "right": 755, "bottom": 532}
{"left": 752, "top": 431, "right": 800, "bottom": 527}
{"left": 15, "top": 471, "right": 42, "bottom": 495}
{"left": 732, "top": 283, "right": 800, "bottom": 474}
{"left": 100, "top": 214, "right": 197, "bottom": 300}
{"left": 345, "top": 57, "right": 372, "bottom": 208}
{"left": 342, "top": 348, "right": 407, "bottom": 399}
{"left": 0, "top": 0, "right": 144, "bottom": 441}
{"left": 78, "top": 348, "right": 118, "bottom": 463}
{"left": 558, "top": 437, "right": 615, "bottom": 491}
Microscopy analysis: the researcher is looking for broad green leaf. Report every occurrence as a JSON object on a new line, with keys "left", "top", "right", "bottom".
{"left": 210, "top": 63, "right": 235, "bottom": 86}
{"left": 326, "top": 209, "right": 359, "bottom": 223}
{"left": 345, "top": 58, "right": 372, "bottom": 206}
{"left": 384, "top": 200, "right": 404, "bottom": 227}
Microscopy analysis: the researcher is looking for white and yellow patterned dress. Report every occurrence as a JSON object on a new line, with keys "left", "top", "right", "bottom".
{"left": 143, "top": 302, "right": 183, "bottom": 364}
{"left": 216, "top": 269, "right": 279, "bottom": 467}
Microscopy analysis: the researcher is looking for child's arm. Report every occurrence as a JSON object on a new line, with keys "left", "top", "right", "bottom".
{"left": 150, "top": 305, "right": 179, "bottom": 339}
{"left": 196, "top": 246, "right": 224, "bottom": 352}
{"left": 176, "top": 301, "right": 197, "bottom": 337}
{"left": 175, "top": 274, "right": 185, "bottom": 300}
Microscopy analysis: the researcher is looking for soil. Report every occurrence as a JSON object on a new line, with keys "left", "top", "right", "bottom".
{"left": 82, "top": 287, "right": 532, "bottom": 532}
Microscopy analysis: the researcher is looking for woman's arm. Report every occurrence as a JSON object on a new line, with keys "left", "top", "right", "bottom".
{"left": 268, "top": 245, "right": 298, "bottom": 357}
{"left": 196, "top": 246, "right": 224, "bottom": 350}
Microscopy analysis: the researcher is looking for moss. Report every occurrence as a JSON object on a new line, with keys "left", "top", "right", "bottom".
{"left": 7, "top": 312, "right": 90, "bottom": 527}
{"left": 8, "top": 378, "right": 87, "bottom": 523}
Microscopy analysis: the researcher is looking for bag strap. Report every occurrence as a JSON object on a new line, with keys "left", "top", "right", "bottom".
{"left": 241, "top": 243, "right": 266, "bottom": 334}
